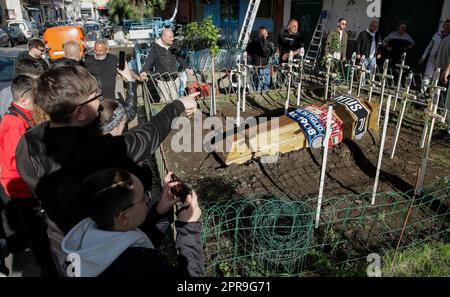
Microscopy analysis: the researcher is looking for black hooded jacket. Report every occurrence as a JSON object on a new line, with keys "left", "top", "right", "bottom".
{"left": 15, "top": 82, "right": 185, "bottom": 233}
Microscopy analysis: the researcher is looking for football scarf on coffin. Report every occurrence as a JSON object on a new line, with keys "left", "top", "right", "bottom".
{"left": 304, "top": 105, "right": 344, "bottom": 147}
{"left": 331, "top": 95, "right": 370, "bottom": 139}
{"left": 288, "top": 108, "right": 326, "bottom": 149}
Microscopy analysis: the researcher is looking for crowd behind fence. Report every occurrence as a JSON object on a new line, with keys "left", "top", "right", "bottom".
{"left": 134, "top": 47, "right": 437, "bottom": 108}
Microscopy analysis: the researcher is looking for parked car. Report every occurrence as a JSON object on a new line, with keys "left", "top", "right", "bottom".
{"left": 83, "top": 22, "right": 101, "bottom": 41}
{"left": 0, "top": 47, "right": 28, "bottom": 90}
{"left": 43, "top": 26, "right": 85, "bottom": 59}
{"left": 1, "top": 26, "right": 27, "bottom": 47}
{"left": 7, "top": 20, "right": 38, "bottom": 39}
{"left": 0, "top": 29, "right": 10, "bottom": 47}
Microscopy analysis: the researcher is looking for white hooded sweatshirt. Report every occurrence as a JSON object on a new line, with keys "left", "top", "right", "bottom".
{"left": 62, "top": 217, "right": 154, "bottom": 277}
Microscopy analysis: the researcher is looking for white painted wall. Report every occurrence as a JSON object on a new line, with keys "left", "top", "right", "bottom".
{"left": 322, "top": 0, "right": 381, "bottom": 40}
{"left": 440, "top": 0, "right": 450, "bottom": 28}
{"left": 4, "top": 0, "right": 25, "bottom": 21}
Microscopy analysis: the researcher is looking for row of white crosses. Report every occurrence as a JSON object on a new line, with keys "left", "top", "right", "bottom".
{"left": 393, "top": 52, "right": 410, "bottom": 111}
{"left": 234, "top": 51, "right": 248, "bottom": 127}
{"left": 280, "top": 49, "right": 309, "bottom": 113}
{"left": 319, "top": 57, "right": 338, "bottom": 101}
{"left": 417, "top": 68, "right": 447, "bottom": 194}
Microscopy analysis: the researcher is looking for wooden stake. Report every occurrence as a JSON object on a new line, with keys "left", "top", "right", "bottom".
{"left": 393, "top": 52, "right": 410, "bottom": 111}
{"left": 377, "top": 59, "right": 394, "bottom": 126}
{"left": 315, "top": 105, "right": 334, "bottom": 228}
{"left": 242, "top": 51, "right": 248, "bottom": 112}
{"left": 372, "top": 95, "right": 392, "bottom": 205}
{"left": 390, "top": 73, "right": 415, "bottom": 159}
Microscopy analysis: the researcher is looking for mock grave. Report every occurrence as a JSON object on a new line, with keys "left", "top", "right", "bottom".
{"left": 215, "top": 95, "right": 380, "bottom": 165}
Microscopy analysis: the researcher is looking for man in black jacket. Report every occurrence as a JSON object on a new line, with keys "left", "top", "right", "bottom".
{"left": 15, "top": 65, "right": 199, "bottom": 235}
{"left": 61, "top": 169, "right": 204, "bottom": 277}
{"left": 356, "top": 21, "right": 382, "bottom": 83}
{"left": 277, "top": 19, "right": 304, "bottom": 64}
{"left": 246, "top": 26, "right": 275, "bottom": 91}
{"left": 140, "top": 29, "right": 193, "bottom": 102}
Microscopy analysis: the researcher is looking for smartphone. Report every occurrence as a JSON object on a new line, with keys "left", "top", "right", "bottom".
{"left": 118, "top": 51, "right": 126, "bottom": 70}
{"left": 171, "top": 173, "right": 191, "bottom": 203}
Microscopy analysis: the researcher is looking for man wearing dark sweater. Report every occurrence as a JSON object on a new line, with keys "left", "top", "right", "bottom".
{"left": 246, "top": 26, "right": 275, "bottom": 91}
{"left": 140, "top": 29, "right": 193, "bottom": 102}
{"left": 277, "top": 19, "right": 304, "bottom": 64}
{"left": 84, "top": 39, "right": 118, "bottom": 100}
{"left": 356, "top": 21, "right": 382, "bottom": 82}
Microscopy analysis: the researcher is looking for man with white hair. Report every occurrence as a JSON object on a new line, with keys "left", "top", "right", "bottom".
{"left": 140, "top": 28, "right": 193, "bottom": 102}
{"left": 85, "top": 39, "right": 119, "bottom": 100}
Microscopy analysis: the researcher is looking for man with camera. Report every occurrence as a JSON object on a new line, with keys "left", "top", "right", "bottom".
{"left": 61, "top": 169, "right": 204, "bottom": 277}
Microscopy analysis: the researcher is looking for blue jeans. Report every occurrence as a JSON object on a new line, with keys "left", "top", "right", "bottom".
{"left": 253, "top": 66, "right": 271, "bottom": 91}
{"left": 364, "top": 57, "right": 377, "bottom": 81}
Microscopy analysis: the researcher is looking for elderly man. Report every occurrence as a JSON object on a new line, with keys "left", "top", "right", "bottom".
{"left": 277, "top": 19, "right": 304, "bottom": 64}
{"left": 84, "top": 39, "right": 118, "bottom": 100}
{"left": 140, "top": 28, "right": 193, "bottom": 102}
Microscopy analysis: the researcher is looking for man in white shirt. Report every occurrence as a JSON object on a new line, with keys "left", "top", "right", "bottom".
{"left": 356, "top": 21, "right": 382, "bottom": 83}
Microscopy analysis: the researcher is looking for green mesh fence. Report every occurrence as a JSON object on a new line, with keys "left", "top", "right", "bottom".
{"left": 143, "top": 89, "right": 449, "bottom": 277}
{"left": 200, "top": 176, "right": 449, "bottom": 276}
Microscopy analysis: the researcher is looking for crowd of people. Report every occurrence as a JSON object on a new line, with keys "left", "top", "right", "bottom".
{"left": 0, "top": 28, "right": 204, "bottom": 277}
{"left": 0, "top": 17, "right": 449, "bottom": 277}
{"left": 246, "top": 17, "right": 450, "bottom": 139}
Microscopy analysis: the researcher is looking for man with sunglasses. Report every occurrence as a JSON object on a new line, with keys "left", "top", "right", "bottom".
{"left": 325, "top": 18, "right": 349, "bottom": 62}
{"left": 0, "top": 75, "right": 57, "bottom": 276}
{"left": 18, "top": 38, "right": 49, "bottom": 71}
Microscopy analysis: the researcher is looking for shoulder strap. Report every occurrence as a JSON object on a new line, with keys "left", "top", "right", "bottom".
{"left": 6, "top": 105, "right": 34, "bottom": 128}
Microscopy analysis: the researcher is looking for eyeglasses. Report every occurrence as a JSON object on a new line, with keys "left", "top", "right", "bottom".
{"left": 36, "top": 47, "right": 46, "bottom": 52}
{"left": 115, "top": 192, "right": 150, "bottom": 216}
{"left": 70, "top": 89, "right": 103, "bottom": 113}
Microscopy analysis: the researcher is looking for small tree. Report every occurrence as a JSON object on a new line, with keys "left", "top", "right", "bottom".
{"left": 108, "top": 0, "right": 167, "bottom": 23}
{"left": 184, "top": 17, "right": 220, "bottom": 115}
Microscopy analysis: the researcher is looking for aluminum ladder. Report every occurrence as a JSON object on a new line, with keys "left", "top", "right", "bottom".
{"left": 306, "top": 13, "right": 327, "bottom": 67}
{"left": 236, "top": 0, "right": 261, "bottom": 50}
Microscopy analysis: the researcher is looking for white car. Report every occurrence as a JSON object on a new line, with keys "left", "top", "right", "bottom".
{"left": 7, "top": 20, "right": 38, "bottom": 39}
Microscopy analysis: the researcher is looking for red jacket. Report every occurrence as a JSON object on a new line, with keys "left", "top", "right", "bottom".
{"left": 0, "top": 102, "right": 34, "bottom": 198}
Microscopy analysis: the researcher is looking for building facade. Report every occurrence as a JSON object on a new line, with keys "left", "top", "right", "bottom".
{"left": 0, "top": 0, "right": 82, "bottom": 24}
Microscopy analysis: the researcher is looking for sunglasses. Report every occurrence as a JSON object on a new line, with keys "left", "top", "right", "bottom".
{"left": 70, "top": 90, "right": 103, "bottom": 113}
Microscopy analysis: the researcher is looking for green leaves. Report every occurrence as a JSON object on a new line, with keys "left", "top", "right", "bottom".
{"left": 108, "top": 0, "right": 167, "bottom": 23}
{"left": 183, "top": 16, "right": 220, "bottom": 57}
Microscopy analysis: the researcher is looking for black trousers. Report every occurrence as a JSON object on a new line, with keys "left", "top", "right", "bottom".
{"left": 0, "top": 189, "right": 57, "bottom": 276}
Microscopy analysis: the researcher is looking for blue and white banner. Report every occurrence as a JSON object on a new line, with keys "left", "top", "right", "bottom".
{"left": 288, "top": 109, "right": 326, "bottom": 149}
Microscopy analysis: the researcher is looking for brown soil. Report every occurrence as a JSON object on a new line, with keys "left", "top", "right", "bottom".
{"left": 160, "top": 88, "right": 450, "bottom": 204}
